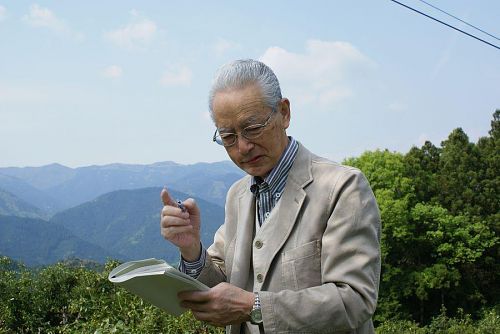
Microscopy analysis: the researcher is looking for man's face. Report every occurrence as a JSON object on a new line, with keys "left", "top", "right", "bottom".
{"left": 212, "top": 84, "right": 291, "bottom": 178}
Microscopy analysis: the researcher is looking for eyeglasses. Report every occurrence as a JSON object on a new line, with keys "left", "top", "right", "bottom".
{"left": 212, "top": 109, "right": 276, "bottom": 147}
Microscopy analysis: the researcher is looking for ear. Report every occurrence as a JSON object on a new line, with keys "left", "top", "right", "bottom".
{"left": 278, "top": 98, "right": 291, "bottom": 129}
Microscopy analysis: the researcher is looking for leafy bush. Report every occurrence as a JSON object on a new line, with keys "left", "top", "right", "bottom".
{"left": 376, "top": 307, "right": 500, "bottom": 334}
{"left": 0, "top": 257, "right": 222, "bottom": 333}
{"left": 1, "top": 256, "right": 498, "bottom": 333}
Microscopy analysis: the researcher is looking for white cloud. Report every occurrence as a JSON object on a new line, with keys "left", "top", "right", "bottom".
{"left": 260, "top": 39, "right": 376, "bottom": 110}
{"left": 0, "top": 6, "right": 6, "bottom": 22}
{"left": 213, "top": 38, "right": 240, "bottom": 56}
{"left": 160, "top": 65, "right": 192, "bottom": 87}
{"left": 22, "top": 4, "right": 83, "bottom": 40}
{"left": 102, "top": 65, "right": 123, "bottom": 78}
{"left": 104, "top": 11, "right": 157, "bottom": 49}
{"left": 23, "top": 4, "right": 67, "bottom": 32}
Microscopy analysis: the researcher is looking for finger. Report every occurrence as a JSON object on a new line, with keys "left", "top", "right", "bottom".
{"left": 183, "top": 198, "right": 200, "bottom": 216}
{"left": 162, "top": 225, "right": 194, "bottom": 237}
{"left": 178, "top": 290, "right": 211, "bottom": 303}
{"left": 161, "top": 187, "right": 176, "bottom": 206}
{"left": 161, "top": 205, "right": 189, "bottom": 218}
{"left": 160, "top": 216, "right": 191, "bottom": 228}
{"left": 161, "top": 228, "right": 194, "bottom": 243}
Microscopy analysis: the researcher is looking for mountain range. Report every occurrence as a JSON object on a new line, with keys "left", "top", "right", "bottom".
{"left": 0, "top": 161, "right": 243, "bottom": 266}
{"left": 0, "top": 161, "right": 243, "bottom": 215}
{"left": 50, "top": 187, "right": 224, "bottom": 263}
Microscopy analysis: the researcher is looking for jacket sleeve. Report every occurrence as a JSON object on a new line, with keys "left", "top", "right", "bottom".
{"left": 259, "top": 170, "right": 381, "bottom": 332}
{"left": 195, "top": 180, "right": 243, "bottom": 287}
{"left": 195, "top": 219, "right": 228, "bottom": 287}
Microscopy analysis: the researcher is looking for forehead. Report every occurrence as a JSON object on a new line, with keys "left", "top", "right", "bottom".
{"left": 212, "top": 84, "right": 269, "bottom": 128}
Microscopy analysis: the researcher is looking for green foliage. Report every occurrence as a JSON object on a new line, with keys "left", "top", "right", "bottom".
{"left": 345, "top": 111, "right": 499, "bottom": 325}
{"left": 1, "top": 256, "right": 497, "bottom": 333}
{"left": 376, "top": 307, "right": 500, "bottom": 334}
{"left": 0, "top": 256, "right": 223, "bottom": 333}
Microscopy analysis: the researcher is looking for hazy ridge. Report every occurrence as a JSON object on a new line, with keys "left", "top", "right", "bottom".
{"left": 0, "top": 161, "right": 242, "bottom": 266}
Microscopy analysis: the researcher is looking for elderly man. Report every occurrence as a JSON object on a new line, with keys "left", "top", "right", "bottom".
{"left": 160, "top": 59, "right": 381, "bottom": 334}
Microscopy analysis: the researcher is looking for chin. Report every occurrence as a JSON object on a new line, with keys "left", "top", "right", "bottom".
{"left": 243, "top": 165, "right": 271, "bottom": 178}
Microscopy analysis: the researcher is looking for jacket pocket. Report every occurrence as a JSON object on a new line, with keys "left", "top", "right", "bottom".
{"left": 281, "top": 239, "right": 321, "bottom": 290}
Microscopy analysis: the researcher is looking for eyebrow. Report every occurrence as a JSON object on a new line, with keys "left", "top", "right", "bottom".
{"left": 241, "top": 115, "right": 262, "bottom": 127}
{"left": 218, "top": 114, "right": 265, "bottom": 133}
{"left": 218, "top": 127, "right": 234, "bottom": 133}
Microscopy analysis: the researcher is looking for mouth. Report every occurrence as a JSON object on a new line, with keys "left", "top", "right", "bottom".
{"left": 243, "top": 155, "right": 263, "bottom": 164}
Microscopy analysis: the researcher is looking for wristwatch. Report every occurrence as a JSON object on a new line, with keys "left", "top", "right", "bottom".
{"left": 249, "top": 292, "right": 263, "bottom": 325}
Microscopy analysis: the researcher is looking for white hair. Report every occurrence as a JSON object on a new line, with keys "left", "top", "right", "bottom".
{"left": 208, "top": 59, "right": 282, "bottom": 118}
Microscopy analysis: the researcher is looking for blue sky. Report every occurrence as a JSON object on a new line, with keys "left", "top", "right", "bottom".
{"left": 1, "top": 1, "right": 499, "bottom": 168}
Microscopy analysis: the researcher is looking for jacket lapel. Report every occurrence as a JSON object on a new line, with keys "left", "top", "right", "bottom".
{"left": 229, "top": 185, "right": 255, "bottom": 289}
{"left": 255, "top": 144, "right": 314, "bottom": 286}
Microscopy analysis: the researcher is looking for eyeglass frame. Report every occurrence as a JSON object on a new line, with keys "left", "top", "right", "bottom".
{"left": 212, "top": 108, "right": 277, "bottom": 147}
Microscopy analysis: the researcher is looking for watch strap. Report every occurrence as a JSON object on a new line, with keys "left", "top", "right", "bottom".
{"left": 250, "top": 292, "right": 263, "bottom": 325}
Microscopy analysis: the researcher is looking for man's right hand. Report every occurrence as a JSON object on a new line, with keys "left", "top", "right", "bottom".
{"left": 160, "top": 188, "right": 201, "bottom": 261}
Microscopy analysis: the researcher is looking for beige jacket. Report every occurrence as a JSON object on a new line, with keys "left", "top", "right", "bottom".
{"left": 197, "top": 144, "right": 381, "bottom": 334}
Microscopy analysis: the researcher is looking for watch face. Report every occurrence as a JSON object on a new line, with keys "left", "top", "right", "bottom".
{"left": 250, "top": 308, "right": 263, "bottom": 324}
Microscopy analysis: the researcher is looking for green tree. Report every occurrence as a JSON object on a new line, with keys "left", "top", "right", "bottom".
{"left": 345, "top": 150, "right": 416, "bottom": 322}
{"left": 476, "top": 110, "right": 500, "bottom": 218}
{"left": 403, "top": 141, "right": 441, "bottom": 204}
{"left": 346, "top": 134, "right": 498, "bottom": 324}
{"left": 474, "top": 110, "right": 500, "bottom": 308}
{"left": 438, "top": 128, "right": 482, "bottom": 216}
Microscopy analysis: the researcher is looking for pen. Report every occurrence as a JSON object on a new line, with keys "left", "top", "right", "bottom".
{"left": 176, "top": 199, "right": 186, "bottom": 212}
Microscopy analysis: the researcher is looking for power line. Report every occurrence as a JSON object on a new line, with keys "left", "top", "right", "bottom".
{"left": 418, "top": 0, "right": 500, "bottom": 41}
{"left": 389, "top": 0, "right": 500, "bottom": 50}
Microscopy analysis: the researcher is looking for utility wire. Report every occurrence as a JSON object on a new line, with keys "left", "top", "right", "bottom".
{"left": 389, "top": 0, "right": 500, "bottom": 50}
{"left": 418, "top": 0, "right": 500, "bottom": 41}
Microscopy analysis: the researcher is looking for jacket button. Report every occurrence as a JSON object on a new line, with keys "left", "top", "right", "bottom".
{"left": 255, "top": 240, "right": 263, "bottom": 249}
{"left": 256, "top": 273, "right": 263, "bottom": 282}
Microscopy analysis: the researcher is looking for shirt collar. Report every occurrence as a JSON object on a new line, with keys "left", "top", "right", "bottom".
{"left": 250, "top": 136, "right": 298, "bottom": 195}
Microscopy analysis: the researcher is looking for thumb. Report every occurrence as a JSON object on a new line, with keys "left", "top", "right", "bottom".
{"left": 161, "top": 187, "right": 176, "bottom": 206}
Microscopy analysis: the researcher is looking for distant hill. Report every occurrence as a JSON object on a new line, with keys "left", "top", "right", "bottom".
{"left": 0, "top": 163, "right": 75, "bottom": 189}
{"left": 50, "top": 187, "right": 225, "bottom": 264}
{"left": 0, "top": 161, "right": 243, "bottom": 214}
{"left": 0, "top": 174, "right": 62, "bottom": 214}
{"left": 0, "top": 161, "right": 239, "bottom": 265}
{"left": 0, "top": 189, "right": 47, "bottom": 219}
{"left": 0, "top": 215, "right": 122, "bottom": 266}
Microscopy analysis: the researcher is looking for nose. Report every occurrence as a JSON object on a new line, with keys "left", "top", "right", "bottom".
{"left": 236, "top": 135, "right": 254, "bottom": 154}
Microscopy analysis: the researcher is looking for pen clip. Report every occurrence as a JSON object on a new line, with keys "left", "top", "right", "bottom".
{"left": 176, "top": 199, "right": 186, "bottom": 213}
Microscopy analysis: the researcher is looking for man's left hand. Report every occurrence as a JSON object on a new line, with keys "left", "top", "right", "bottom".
{"left": 178, "top": 282, "right": 255, "bottom": 327}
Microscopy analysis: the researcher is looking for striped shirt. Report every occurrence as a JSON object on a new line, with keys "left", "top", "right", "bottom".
{"left": 179, "top": 136, "right": 299, "bottom": 278}
{"left": 178, "top": 243, "right": 207, "bottom": 278}
{"left": 250, "top": 136, "right": 298, "bottom": 225}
